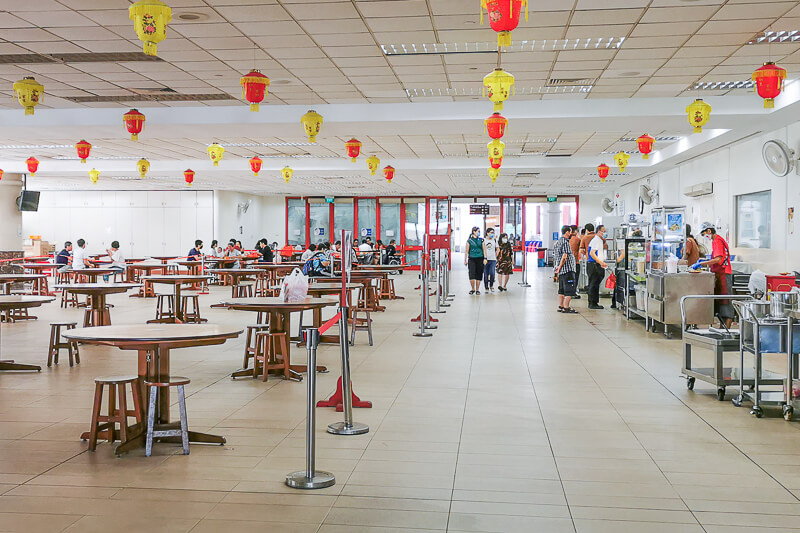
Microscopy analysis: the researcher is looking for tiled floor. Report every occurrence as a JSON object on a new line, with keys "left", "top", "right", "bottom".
{"left": 2, "top": 268, "right": 800, "bottom": 532}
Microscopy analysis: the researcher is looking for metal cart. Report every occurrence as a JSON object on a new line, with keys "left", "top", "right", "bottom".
{"left": 731, "top": 301, "right": 791, "bottom": 419}
{"left": 680, "top": 295, "right": 776, "bottom": 401}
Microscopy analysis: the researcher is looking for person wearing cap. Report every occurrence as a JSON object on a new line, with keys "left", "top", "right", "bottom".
{"left": 691, "top": 222, "right": 734, "bottom": 328}
{"left": 465, "top": 226, "right": 485, "bottom": 295}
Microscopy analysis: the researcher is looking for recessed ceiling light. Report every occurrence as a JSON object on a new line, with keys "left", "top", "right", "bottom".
{"left": 177, "top": 12, "right": 208, "bottom": 21}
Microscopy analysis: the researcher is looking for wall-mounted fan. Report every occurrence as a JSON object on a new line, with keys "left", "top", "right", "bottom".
{"left": 237, "top": 199, "right": 252, "bottom": 214}
{"left": 762, "top": 140, "right": 797, "bottom": 177}
{"left": 639, "top": 184, "right": 656, "bottom": 205}
{"left": 601, "top": 197, "right": 616, "bottom": 214}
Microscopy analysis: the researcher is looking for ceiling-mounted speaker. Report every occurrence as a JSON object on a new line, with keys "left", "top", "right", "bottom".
{"left": 762, "top": 139, "right": 797, "bottom": 177}
{"left": 639, "top": 184, "right": 656, "bottom": 205}
{"left": 601, "top": 197, "right": 615, "bottom": 214}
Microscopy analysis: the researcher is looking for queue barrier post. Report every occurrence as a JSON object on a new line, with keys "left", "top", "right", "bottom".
{"left": 431, "top": 250, "right": 445, "bottom": 315}
{"left": 413, "top": 250, "right": 433, "bottom": 338}
{"left": 518, "top": 242, "right": 531, "bottom": 288}
{"left": 327, "top": 306, "right": 369, "bottom": 435}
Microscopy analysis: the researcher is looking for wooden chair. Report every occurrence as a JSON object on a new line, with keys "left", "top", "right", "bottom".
{"left": 144, "top": 376, "right": 191, "bottom": 457}
{"left": 47, "top": 321, "right": 80, "bottom": 367}
{"left": 86, "top": 375, "right": 143, "bottom": 451}
{"left": 253, "top": 331, "right": 291, "bottom": 381}
{"left": 242, "top": 324, "right": 269, "bottom": 369}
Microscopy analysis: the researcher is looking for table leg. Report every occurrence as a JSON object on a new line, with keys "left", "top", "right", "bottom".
{"left": 92, "top": 293, "right": 110, "bottom": 327}
{"left": 174, "top": 284, "right": 184, "bottom": 323}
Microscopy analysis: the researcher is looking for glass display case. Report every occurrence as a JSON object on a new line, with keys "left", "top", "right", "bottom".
{"left": 624, "top": 238, "right": 648, "bottom": 281}
{"left": 650, "top": 206, "right": 686, "bottom": 272}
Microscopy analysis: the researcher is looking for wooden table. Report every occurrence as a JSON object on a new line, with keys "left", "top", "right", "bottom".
{"left": 150, "top": 256, "right": 179, "bottom": 264}
{"left": 63, "top": 324, "right": 243, "bottom": 455}
{"left": 222, "top": 297, "right": 337, "bottom": 381}
{"left": 0, "top": 273, "right": 47, "bottom": 295}
{"left": 55, "top": 283, "right": 141, "bottom": 326}
{"left": 0, "top": 295, "right": 55, "bottom": 371}
{"left": 142, "top": 275, "right": 210, "bottom": 323}
{"left": 70, "top": 268, "right": 121, "bottom": 283}
{"left": 21, "top": 263, "right": 60, "bottom": 295}
{"left": 127, "top": 263, "right": 170, "bottom": 293}
{"left": 208, "top": 268, "right": 261, "bottom": 297}
{"left": 248, "top": 263, "right": 300, "bottom": 288}
{"left": 353, "top": 266, "right": 405, "bottom": 300}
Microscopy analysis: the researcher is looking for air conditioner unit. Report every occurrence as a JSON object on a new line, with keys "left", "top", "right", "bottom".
{"left": 683, "top": 181, "right": 713, "bottom": 197}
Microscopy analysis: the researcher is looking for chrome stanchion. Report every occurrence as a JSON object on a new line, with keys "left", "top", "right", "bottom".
{"left": 413, "top": 270, "right": 432, "bottom": 338}
{"left": 328, "top": 306, "right": 369, "bottom": 435}
{"left": 518, "top": 244, "right": 531, "bottom": 288}
{"left": 432, "top": 251, "right": 445, "bottom": 314}
{"left": 424, "top": 253, "right": 438, "bottom": 330}
{"left": 439, "top": 251, "right": 450, "bottom": 308}
{"left": 286, "top": 328, "right": 336, "bottom": 489}
{"left": 444, "top": 249, "right": 454, "bottom": 300}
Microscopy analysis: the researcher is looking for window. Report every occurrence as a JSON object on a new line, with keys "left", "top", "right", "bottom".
{"left": 736, "top": 190, "right": 771, "bottom": 249}
{"left": 286, "top": 199, "right": 306, "bottom": 246}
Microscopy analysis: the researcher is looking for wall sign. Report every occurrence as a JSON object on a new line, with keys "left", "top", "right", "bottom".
{"left": 470, "top": 204, "right": 490, "bottom": 215}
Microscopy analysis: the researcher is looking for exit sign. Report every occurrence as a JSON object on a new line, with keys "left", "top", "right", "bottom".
{"left": 547, "top": 196, "right": 558, "bottom": 203}
{"left": 325, "top": 197, "right": 335, "bottom": 204}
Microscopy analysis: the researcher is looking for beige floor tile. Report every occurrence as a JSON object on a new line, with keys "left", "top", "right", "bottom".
{"left": 323, "top": 507, "right": 448, "bottom": 529}
{"left": 573, "top": 520, "right": 704, "bottom": 533}
{"left": 447, "top": 513, "right": 576, "bottom": 532}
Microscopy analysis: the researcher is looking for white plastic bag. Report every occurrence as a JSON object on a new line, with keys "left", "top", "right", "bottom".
{"left": 280, "top": 268, "right": 309, "bottom": 302}
{"left": 666, "top": 254, "right": 679, "bottom": 274}
{"left": 748, "top": 270, "right": 767, "bottom": 300}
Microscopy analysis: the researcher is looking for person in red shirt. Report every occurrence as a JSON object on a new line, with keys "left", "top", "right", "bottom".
{"left": 692, "top": 222, "right": 733, "bottom": 328}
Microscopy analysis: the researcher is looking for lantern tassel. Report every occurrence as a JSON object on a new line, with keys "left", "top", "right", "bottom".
{"left": 350, "top": 157, "right": 357, "bottom": 163}
{"left": 524, "top": 0, "right": 528, "bottom": 21}
{"left": 694, "top": 126, "right": 703, "bottom": 134}
{"left": 250, "top": 103, "right": 259, "bottom": 112}
{"left": 643, "top": 153, "right": 649, "bottom": 160}
{"left": 131, "top": 133, "right": 138, "bottom": 141}
{"left": 480, "top": 0, "right": 486, "bottom": 24}
{"left": 142, "top": 41, "right": 157, "bottom": 56}
{"left": 497, "top": 31, "right": 512, "bottom": 47}
{"left": 764, "top": 98, "right": 775, "bottom": 109}
{"left": 493, "top": 102, "right": 503, "bottom": 112}
{"left": 24, "top": 107, "right": 33, "bottom": 116}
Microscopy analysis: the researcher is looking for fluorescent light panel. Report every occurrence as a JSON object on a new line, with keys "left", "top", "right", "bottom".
{"left": 406, "top": 85, "right": 592, "bottom": 98}
{"left": 381, "top": 38, "right": 625, "bottom": 56}
{"left": 747, "top": 31, "right": 800, "bottom": 45}
{"left": 690, "top": 80, "right": 754, "bottom": 90}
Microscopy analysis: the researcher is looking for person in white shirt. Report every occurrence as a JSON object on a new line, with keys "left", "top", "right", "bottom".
{"left": 300, "top": 244, "right": 317, "bottom": 262}
{"left": 59, "top": 238, "right": 91, "bottom": 272}
{"left": 358, "top": 239, "right": 373, "bottom": 264}
{"left": 482, "top": 228, "right": 498, "bottom": 292}
{"left": 107, "top": 241, "right": 125, "bottom": 271}
{"left": 586, "top": 224, "right": 608, "bottom": 310}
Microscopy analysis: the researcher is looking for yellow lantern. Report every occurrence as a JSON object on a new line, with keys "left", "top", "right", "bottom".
{"left": 487, "top": 139, "right": 505, "bottom": 165}
{"left": 88, "top": 168, "right": 100, "bottom": 185}
{"left": 281, "top": 166, "right": 293, "bottom": 183}
{"left": 301, "top": 110, "right": 323, "bottom": 143}
{"left": 136, "top": 158, "right": 150, "bottom": 178}
{"left": 488, "top": 167, "right": 500, "bottom": 184}
{"left": 686, "top": 98, "right": 711, "bottom": 133}
{"left": 614, "top": 151, "right": 630, "bottom": 173}
{"left": 12, "top": 77, "right": 44, "bottom": 115}
{"left": 207, "top": 143, "right": 225, "bottom": 166}
{"left": 366, "top": 155, "right": 380, "bottom": 176}
{"left": 129, "top": 0, "right": 172, "bottom": 57}
{"left": 483, "top": 68, "right": 515, "bottom": 112}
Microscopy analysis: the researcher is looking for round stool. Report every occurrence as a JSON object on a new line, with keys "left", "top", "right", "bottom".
{"left": 85, "top": 375, "right": 143, "bottom": 451}
{"left": 47, "top": 321, "right": 79, "bottom": 367}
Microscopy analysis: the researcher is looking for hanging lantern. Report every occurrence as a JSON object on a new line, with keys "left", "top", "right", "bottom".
{"left": 281, "top": 166, "right": 293, "bottom": 183}
{"left": 483, "top": 68, "right": 515, "bottom": 112}
{"left": 383, "top": 166, "right": 395, "bottom": 183}
{"left": 753, "top": 62, "right": 787, "bottom": 109}
{"left": 487, "top": 139, "right": 505, "bottom": 166}
{"left": 207, "top": 143, "right": 225, "bottom": 166}
{"left": 597, "top": 163, "right": 610, "bottom": 182}
{"left": 12, "top": 77, "right": 44, "bottom": 116}
{"left": 301, "top": 110, "right": 323, "bottom": 143}
{"left": 129, "top": 0, "right": 172, "bottom": 57}
{"left": 481, "top": 0, "right": 528, "bottom": 47}
{"left": 249, "top": 156, "right": 263, "bottom": 176}
{"left": 26, "top": 157, "right": 39, "bottom": 176}
{"left": 137, "top": 158, "right": 150, "bottom": 178}
{"left": 75, "top": 140, "right": 92, "bottom": 163}
{"left": 686, "top": 99, "right": 711, "bottom": 133}
{"left": 240, "top": 69, "right": 270, "bottom": 111}
{"left": 345, "top": 138, "right": 362, "bottom": 163}
{"left": 614, "top": 152, "right": 630, "bottom": 173}
{"left": 485, "top": 112, "right": 508, "bottom": 140}
{"left": 636, "top": 134, "right": 655, "bottom": 160}
{"left": 183, "top": 169, "right": 195, "bottom": 187}
{"left": 88, "top": 168, "right": 100, "bottom": 185}
{"left": 123, "top": 109, "right": 145, "bottom": 140}
{"left": 366, "top": 155, "right": 380, "bottom": 176}
{"left": 488, "top": 167, "right": 500, "bottom": 184}
{"left": 489, "top": 156, "right": 503, "bottom": 170}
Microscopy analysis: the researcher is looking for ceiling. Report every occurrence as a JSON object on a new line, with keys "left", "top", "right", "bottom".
{"left": 1, "top": 0, "right": 800, "bottom": 195}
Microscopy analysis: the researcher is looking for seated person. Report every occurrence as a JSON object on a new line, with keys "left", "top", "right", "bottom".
{"left": 358, "top": 239, "right": 373, "bottom": 264}
{"left": 300, "top": 243, "right": 317, "bottom": 262}
{"left": 256, "top": 238, "right": 273, "bottom": 263}
{"left": 223, "top": 242, "right": 241, "bottom": 269}
{"left": 385, "top": 239, "right": 397, "bottom": 263}
{"left": 303, "top": 248, "right": 331, "bottom": 277}
{"left": 188, "top": 239, "right": 203, "bottom": 260}
{"left": 60, "top": 238, "right": 91, "bottom": 272}
{"left": 56, "top": 241, "right": 72, "bottom": 270}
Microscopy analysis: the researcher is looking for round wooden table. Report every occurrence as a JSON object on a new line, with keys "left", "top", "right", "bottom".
{"left": 149, "top": 256, "right": 179, "bottom": 264}
{"left": 142, "top": 275, "right": 210, "bottom": 323}
{"left": 0, "top": 295, "right": 55, "bottom": 371}
{"left": 21, "top": 263, "right": 60, "bottom": 295}
{"left": 222, "top": 297, "right": 337, "bottom": 380}
{"left": 127, "top": 263, "right": 172, "bottom": 293}
{"left": 0, "top": 273, "right": 46, "bottom": 294}
{"left": 70, "top": 268, "right": 121, "bottom": 283}
{"left": 55, "top": 283, "right": 141, "bottom": 326}
{"left": 63, "top": 324, "right": 243, "bottom": 455}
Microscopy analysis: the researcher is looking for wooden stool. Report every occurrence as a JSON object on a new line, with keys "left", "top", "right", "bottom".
{"left": 47, "top": 321, "right": 80, "bottom": 367}
{"left": 243, "top": 324, "right": 269, "bottom": 369}
{"left": 253, "top": 331, "right": 291, "bottom": 381}
{"left": 144, "top": 376, "right": 191, "bottom": 457}
{"left": 86, "top": 376, "right": 143, "bottom": 451}
{"left": 234, "top": 281, "right": 254, "bottom": 298}
{"left": 255, "top": 276, "right": 270, "bottom": 296}
{"left": 180, "top": 295, "right": 206, "bottom": 323}
{"left": 350, "top": 307, "right": 373, "bottom": 346}
{"left": 154, "top": 294, "right": 175, "bottom": 321}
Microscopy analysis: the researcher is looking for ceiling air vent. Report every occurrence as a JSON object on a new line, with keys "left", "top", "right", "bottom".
{"left": 514, "top": 172, "right": 540, "bottom": 178}
{"left": 65, "top": 93, "right": 235, "bottom": 103}
{"left": 545, "top": 152, "right": 573, "bottom": 158}
{"left": 547, "top": 78, "right": 595, "bottom": 87}
{"left": 0, "top": 52, "right": 162, "bottom": 64}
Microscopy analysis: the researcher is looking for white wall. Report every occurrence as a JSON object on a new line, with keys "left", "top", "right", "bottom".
{"left": 213, "top": 191, "right": 285, "bottom": 248}
{"left": 0, "top": 176, "right": 22, "bottom": 250}
{"left": 22, "top": 190, "right": 214, "bottom": 258}
{"left": 606, "top": 121, "right": 800, "bottom": 273}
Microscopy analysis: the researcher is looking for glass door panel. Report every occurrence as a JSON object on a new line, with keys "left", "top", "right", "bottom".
{"left": 380, "top": 202, "right": 400, "bottom": 244}
{"left": 308, "top": 202, "right": 330, "bottom": 244}
{"left": 333, "top": 200, "right": 354, "bottom": 243}
{"left": 503, "top": 197, "right": 524, "bottom": 268}
{"left": 357, "top": 198, "right": 376, "bottom": 242}
{"left": 404, "top": 199, "right": 425, "bottom": 267}
{"left": 287, "top": 198, "right": 306, "bottom": 246}
{"left": 428, "top": 198, "right": 450, "bottom": 235}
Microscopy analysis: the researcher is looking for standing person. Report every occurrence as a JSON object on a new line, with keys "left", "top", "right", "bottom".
{"left": 465, "top": 226, "right": 484, "bottom": 295}
{"left": 682, "top": 224, "right": 700, "bottom": 266}
{"left": 496, "top": 233, "right": 513, "bottom": 291}
{"left": 692, "top": 222, "right": 734, "bottom": 328}
{"left": 578, "top": 223, "right": 595, "bottom": 261}
{"left": 554, "top": 225, "right": 578, "bottom": 314}
{"left": 482, "top": 227, "right": 498, "bottom": 292}
{"left": 56, "top": 242, "right": 72, "bottom": 271}
{"left": 586, "top": 225, "right": 608, "bottom": 310}
{"left": 188, "top": 240, "right": 203, "bottom": 260}
{"left": 569, "top": 225, "right": 581, "bottom": 300}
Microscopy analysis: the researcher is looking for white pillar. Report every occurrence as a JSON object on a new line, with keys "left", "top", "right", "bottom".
{"left": 543, "top": 203, "right": 561, "bottom": 249}
{"left": 0, "top": 175, "right": 22, "bottom": 251}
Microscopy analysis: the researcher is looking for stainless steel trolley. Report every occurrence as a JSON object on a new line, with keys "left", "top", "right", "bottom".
{"left": 680, "top": 295, "right": 772, "bottom": 401}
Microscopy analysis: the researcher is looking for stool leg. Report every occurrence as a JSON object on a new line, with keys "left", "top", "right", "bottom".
{"left": 146, "top": 385, "right": 157, "bottom": 457}
{"left": 117, "top": 385, "right": 129, "bottom": 443}
{"left": 67, "top": 332, "right": 75, "bottom": 367}
{"left": 278, "top": 334, "right": 291, "bottom": 380}
{"left": 262, "top": 335, "right": 272, "bottom": 382}
{"left": 366, "top": 310, "right": 373, "bottom": 346}
{"left": 350, "top": 312, "right": 357, "bottom": 346}
{"left": 88, "top": 383, "right": 104, "bottom": 451}
{"left": 130, "top": 380, "right": 143, "bottom": 424}
{"left": 47, "top": 326, "right": 56, "bottom": 367}
{"left": 243, "top": 328, "right": 252, "bottom": 369}
{"left": 107, "top": 384, "right": 117, "bottom": 444}
{"left": 253, "top": 334, "right": 263, "bottom": 379}
{"left": 177, "top": 385, "right": 189, "bottom": 455}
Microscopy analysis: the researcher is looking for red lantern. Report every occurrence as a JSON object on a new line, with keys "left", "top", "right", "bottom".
{"left": 345, "top": 138, "right": 362, "bottom": 163}
{"left": 489, "top": 156, "right": 503, "bottom": 170}
{"left": 383, "top": 165, "right": 395, "bottom": 183}
{"left": 123, "top": 109, "right": 145, "bottom": 140}
{"left": 481, "top": 0, "right": 528, "bottom": 47}
{"left": 0, "top": 169, "right": 4, "bottom": 181}
{"left": 636, "top": 134, "right": 655, "bottom": 160}
{"left": 249, "top": 156, "right": 263, "bottom": 176}
{"left": 753, "top": 62, "right": 787, "bottom": 109}
{"left": 240, "top": 69, "right": 270, "bottom": 112}
{"left": 75, "top": 140, "right": 92, "bottom": 163}
{"left": 485, "top": 112, "right": 508, "bottom": 140}
{"left": 184, "top": 169, "right": 195, "bottom": 187}
{"left": 597, "top": 163, "right": 610, "bottom": 182}
{"left": 26, "top": 157, "right": 39, "bottom": 176}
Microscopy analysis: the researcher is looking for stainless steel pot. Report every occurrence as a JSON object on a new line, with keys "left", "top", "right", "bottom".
{"left": 770, "top": 292, "right": 798, "bottom": 318}
{"left": 739, "top": 300, "right": 770, "bottom": 320}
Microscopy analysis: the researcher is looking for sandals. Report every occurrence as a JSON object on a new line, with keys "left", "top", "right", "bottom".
{"left": 563, "top": 307, "right": 578, "bottom": 314}
{"left": 557, "top": 306, "right": 564, "bottom": 313}
{"left": 469, "top": 290, "right": 475, "bottom": 295}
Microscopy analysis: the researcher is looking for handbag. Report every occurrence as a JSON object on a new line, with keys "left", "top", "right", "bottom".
{"left": 280, "top": 268, "right": 309, "bottom": 302}
{"left": 605, "top": 272, "right": 617, "bottom": 290}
